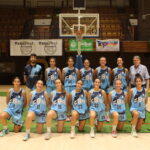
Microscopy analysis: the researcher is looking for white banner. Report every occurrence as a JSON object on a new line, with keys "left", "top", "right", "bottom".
{"left": 96, "top": 39, "right": 120, "bottom": 51}
{"left": 10, "top": 39, "right": 63, "bottom": 56}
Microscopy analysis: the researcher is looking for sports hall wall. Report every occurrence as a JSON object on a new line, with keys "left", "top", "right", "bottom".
{"left": 0, "top": 0, "right": 150, "bottom": 84}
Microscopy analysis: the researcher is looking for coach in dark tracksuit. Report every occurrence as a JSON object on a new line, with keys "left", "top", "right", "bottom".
{"left": 23, "top": 53, "right": 42, "bottom": 94}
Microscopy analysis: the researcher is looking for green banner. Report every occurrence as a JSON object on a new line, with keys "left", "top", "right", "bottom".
{"left": 69, "top": 39, "right": 93, "bottom": 51}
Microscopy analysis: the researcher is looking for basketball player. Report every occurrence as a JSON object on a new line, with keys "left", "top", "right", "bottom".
{"left": 70, "top": 80, "right": 89, "bottom": 139}
{"left": 112, "top": 57, "right": 128, "bottom": 91}
{"left": 128, "top": 74, "right": 148, "bottom": 137}
{"left": 108, "top": 79, "right": 127, "bottom": 138}
{"left": 45, "top": 79, "right": 69, "bottom": 140}
{"left": 23, "top": 80, "right": 49, "bottom": 141}
{"left": 95, "top": 57, "right": 111, "bottom": 122}
{"left": 80, "top": 59, "right": 94, "bottom": 91}
{"left": 45, "top": 57, "right": 61, "bottom": 97}
{"left": 0, "top": 77, "right": 27, "bottom": 136}
{"left": 88, "top": 78, "right": 107, "bottom": 138}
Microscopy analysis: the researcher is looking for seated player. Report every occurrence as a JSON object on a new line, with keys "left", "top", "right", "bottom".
{"left": 128, "top": 74, "right": 148, "bottom": 137}
{"left": 0, "top": 77, "right": 27, "bottom": 136}
{"left": 88, "top": 78, "right": 107, "bottom": 138}
{"left": 108, "top": 79, "right": 127, "bottom": 138}
{"left": 80, "top": 59, "right": 94, "bottom": 91}
{"left": 69, "top": 80, "right": 89, "bottom": 139}
{"left": 45, "top": 79, "right": 69, "bottom": 140}
{"left": 23, "top": 80, "right": 49, "bottom": 141}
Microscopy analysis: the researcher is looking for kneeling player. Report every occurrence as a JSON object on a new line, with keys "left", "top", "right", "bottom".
{"left": 88, "top": 78, "right": 107, "bottom": 138}
{"left": 0, "top": 77, "right": 27, "bottom": 136}
{"left": 23, "top": 80, "right": 49, "bottom": 141}
{"left": 70, "top": 80, "right": 89, "bottom": 139}
{"left": 108, "top": 79, "right": 127, "bottom": 138}
{"left": 45, "top": 79, "right": 69, "bottom": 140}
{"left": 128, "top": 74, "right": 148, "bottom": 137}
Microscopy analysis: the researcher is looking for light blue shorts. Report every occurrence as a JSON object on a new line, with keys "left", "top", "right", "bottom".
{"left": 130, "top": 108, "right": 145, "bottom": 119}
{"left": 5, "top": 108, "right": 23, "bottom": 126}
{"left": 110, "top": 110, "right": 126, "bottom": 121}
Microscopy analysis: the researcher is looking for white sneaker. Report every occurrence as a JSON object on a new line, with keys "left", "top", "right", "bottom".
{"left": 111, "top": 131, "right": 117, "bottom": 138}
{"left": 70, "top": 129, "right": 75, "bottom": 139}
{"left": 45, "top": 132, "right": 51, "bottom": 140}
{"left": 90, "top": 128, "right": 95, "bottom": 138}
{"left": 131, "top": 130, "right": 138, "bottom": 138}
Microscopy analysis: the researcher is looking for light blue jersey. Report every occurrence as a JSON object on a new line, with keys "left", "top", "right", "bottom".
{"left": 51, "top": 90, "right": 67, "bottom": 113}
{"left": 71, "top": 89, "right": 88, "bottom": 114}
{"left": 29, "top": 90, "right": 47, "bottom": 123}
{"left": 89, "top": 89, "right": 105, "bottom": 112}
{"left": 130, "top": 88, "right": 146, "bottom": 118}
{"left": 63, "top": 67, "right": 77, "bottom": 93}
{"left": 80, "top": 68, "right": 93, "bottom": 91}
{"left": 110, "top": 90, "right": 126, "bottom": 121}
{"left": 113, "top": 67, "right": 127, "bottom": 91}
{"left": 96, "top": 66, "right": 110, "bottom": 93}
{"left": 5, "top": 88, "right": 24, "bottom": 125}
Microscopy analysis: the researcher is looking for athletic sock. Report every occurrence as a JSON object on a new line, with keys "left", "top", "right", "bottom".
{"left": 132, "top": 125, "right": 136, "bottom": 131}
{"left": 112, "top": 125, "right": 117, "bottom": 131}
{"left": 90, "top": 126, "right": 94, "bottom": 130}
{"left": 71, "top": 126, "right": 75, "bottom": 131}
{"left": 3, "top": 126, "right": 8, "bottom": 130}
{"left": 106, "top": 112, "right": 110, "bottom": 116}
{"left": 26, "top": 129, "right": 30, "bottom": 134}
{"left": 47, "top": 127, "right": 51, "bottom": 133}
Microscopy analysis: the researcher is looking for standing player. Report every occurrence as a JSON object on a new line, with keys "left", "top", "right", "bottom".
{"left": 0, "top": 77, "right": 27, "bottom": 136}
{"left": 112, "top": 57, "right": 128, "bottom": 91}
{"left": 69, "top": 80, "right": 89, "bottom": 139}
{"left": 45, "top": 79, "right": 69, "bottom": 140}
{"left": 88, "top": 78, "right": 107, "bottom": 138}
{"left": 95, "top": 57, "right": 111, "bottom": 122}
{"left": 108, "top": 79, "right": 127, "bottom": 138}
{"left": 24, "top": 53, "right": 42, "bottom": 94}
{"left": 45, "top": 57, "right": 61, "bottom": 97}
{"left": 23, "top": 80, "right": 49, "bottom": 141}
{"left": 128, "top": 74, "right": 148, "bottom": 137}
{"left": 80, "top": 59, "right": 94, "bottom": 91}
{"left": 62, "top": 57, "right": 79, "bottom": 93}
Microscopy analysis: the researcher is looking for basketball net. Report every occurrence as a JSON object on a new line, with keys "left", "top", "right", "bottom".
{"left": 75, "top": 30, "right": 83, "bottom": 55}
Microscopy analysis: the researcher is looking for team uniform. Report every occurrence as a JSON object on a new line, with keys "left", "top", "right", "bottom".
{"left": 28, "top": 90, "right": 47, "bottom": 123}
{"left": 80, "top": 68, "right": 93, "bottom": 91}
{"left": 96, "top": 66, "right": 111, "bottom": 93}
{"left": 63, "top": 67, "right": 78, "bottom": 93}
{"left": 110, "top": 90, "right": 126, "bottom": 121}
{"left": 89, "top": 89, "right": 106, "bottom": 121}
{"left": 113, "top": 67, "right": 127, "bottom": 91}
{"left": 50, "top": 90, "right": 67, "bottom": 120}
{"left": 71, "top": 89, "right": 89, "bottom": 120}
{"left": 46, "top": 67, "right": 59, "bottom": 96}
{"left": 130, "top": 88, "right": 146, "bottom": 119}
{"left": 5, "top": 88, "right": 24, "bottom": 126}
{"left": 24, "top": 64, "right": 42, "bottom": 90}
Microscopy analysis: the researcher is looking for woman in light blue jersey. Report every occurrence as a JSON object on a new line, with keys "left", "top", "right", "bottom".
{"left": 0, "top": 77, "right": 27, "bottom": 136}
{"left": 112, "top": 57, "right": 129, "bottom": 92}
{"left": 95, "top": 57, "right": 111, "bottom": 122}
{"left": 62, "top": 56, "right": 79, "bottom": 94}
{"left": 45, "top": 57, "right": 61, "bottom": 97}
{"left": 45, "top": 79, "right": 69, "bottom": 140}
{"left": 23, "top": 80, "right": 49, "bottom": 141}
{"left": 128, "top": 74, "right": 148, "bottom": 137}
{"left": 108, "top": 79, "right": 127, "bottom": 138}
{"left": 80, "top": 59, "right": 94, "bottom": 91}
{"left": 70, "top": 80, "right": 88, "bottom": 139}
{"left": 88, "top": 78, "right": 107, "bottom": 138}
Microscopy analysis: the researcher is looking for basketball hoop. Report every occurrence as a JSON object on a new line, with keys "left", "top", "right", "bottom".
{"left": 75, "top": 30, "right": 83, "bottom": 55}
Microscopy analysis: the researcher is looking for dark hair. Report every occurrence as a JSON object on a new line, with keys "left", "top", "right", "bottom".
{"left": 99, "top": 56, "right": 106, "bottom": 61}
{"left": 117, "top": 57, "right": 123, "bottom": 60}
{"left": 55, "top": 79, "right": 66, "bottom": 97}
{"left": 67, "top": 56, "right": 74, "bottom": 62}
{"left": 13, "top": 76, "right": 21, "bottom": 82}
{"left": 84, "top": 59, "right": 90, "bottom": 63}
{"left": 30, "top": 53, "right": 37, "bottom": 57}
{"left": 36, "top": 80, "right": 44, "bottom": 85}
{"left": 115, "top": 78, "right": 122, "bottom": 84}
{"left": 94, "top": 78, "right": 101, "bottom": 82}
{"left": 135, "top": 73, "right": 143, "bottom": 82}
{"left": 49, "top": 57, "right": 56, "bottom": 62}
